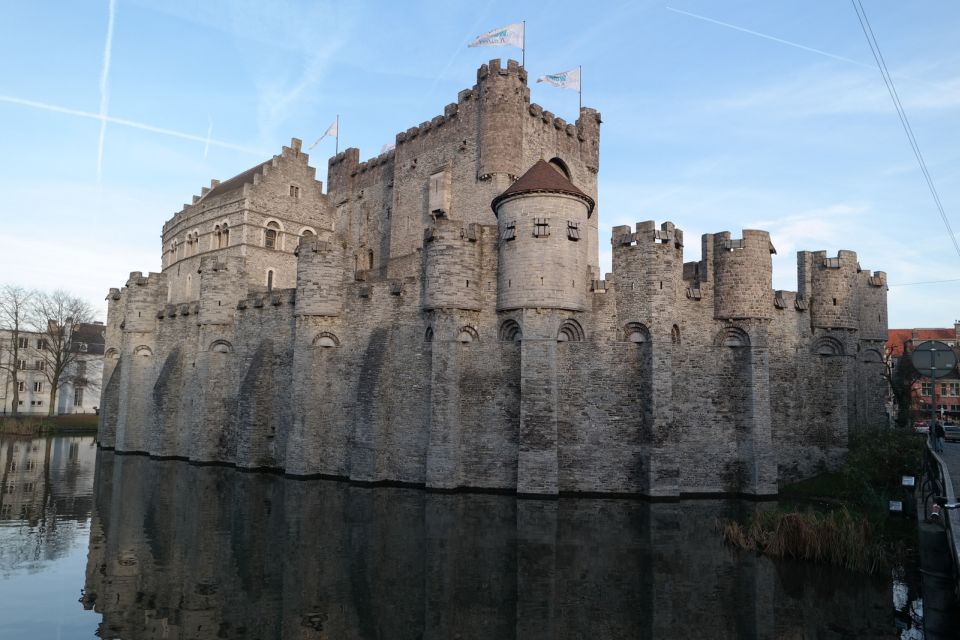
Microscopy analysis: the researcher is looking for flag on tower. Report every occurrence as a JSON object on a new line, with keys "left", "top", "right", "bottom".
{"left": 536, "top": 67, "right": 581, "bottom": 91}
{"left": 468, "top": 22, "right": 524, "bottom": 49}
{"left": 308, "top": 118, "right": 339, "bottom": 150}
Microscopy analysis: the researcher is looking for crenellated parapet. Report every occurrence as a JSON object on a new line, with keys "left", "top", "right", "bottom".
{"left": 711, "top": 230, "right": 775, "bottom": 321}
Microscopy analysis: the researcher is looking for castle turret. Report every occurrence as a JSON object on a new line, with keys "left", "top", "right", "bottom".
{"left": 494, "top": 159, "right": 594, "bottom": 312}
{"left": 611, "top": 221, "right": 684, "bottom": 327}
{"left": 295, "top": 236, "right": 345, "bottom": 317}
{"left": 712, "top": 230, "right": 774, "bottom": 320}
{"left": 422, "top": 218, "right": 482, "bottom": 311}
{"left": 197, "top": 256, "right": 247, "bottom": 325}
{"left": 478, "top": 59, "right": 529, "bottom": 186}
{"left": 857, "top": 269, "right": 888, "bottom": 341}
{"left": 799, "top": 250, "right": 859, "bottom": 329}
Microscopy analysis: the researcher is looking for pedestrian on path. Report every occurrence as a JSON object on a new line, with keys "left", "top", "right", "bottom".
{"left": 934, "top": 419, "right": 945, "bottom": 453}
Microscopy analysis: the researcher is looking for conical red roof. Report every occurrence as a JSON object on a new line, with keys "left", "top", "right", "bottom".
{"left": 491, "top": 160, "right": 595, "bottom": 216}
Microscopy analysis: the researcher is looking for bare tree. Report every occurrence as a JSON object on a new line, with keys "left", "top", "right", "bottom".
{"left": 0, "top": 285, "right": 34, "bottom": 416}
{"left": 27, "top": 291, "right": 96, "bottom": 416}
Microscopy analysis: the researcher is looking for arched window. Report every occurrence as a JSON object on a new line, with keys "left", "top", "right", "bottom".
{"left": 671, "top": 324, "right": 681, "bottom": 345}
{"left": 457, "top": 326, "right": 479, "bottom": 343}
{"left": 267, "top": 269, "right": 274, "bottom": 291}
{"left": 624, "top": 322, "right": 649, "bottom": 344}
{"left": 265, "top": 221, "right": 280, "bottom": 249}
{"left": 368, "top": 249, "right": 374, "bottom": 270}
{"left": 214, "top": 225, "right": 221, "bottom": 250}
{"left": 221, "top": 222, "right": 229, "bottom": 248}
{"left": 312, "top": 332, "right": 340, "bottom": 348}
{"left": 548, "top": 157, "right": 571, "bottom": 179}
{"left": 557, "top": 319, "right": 584, "bottom": 342}
{"left": 499, "top": 319, "right": 522, "bottom": 342}
{"left": 718, "top": 326, "right": 750, "bottom": 347}
{"left": 424, "top": 327, "right": 434, "bottom": 342}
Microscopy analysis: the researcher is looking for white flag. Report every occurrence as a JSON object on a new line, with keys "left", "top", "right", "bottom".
{"left": 308, "top": 119, "right": 339, "bottom": 150}
{"left": 380, "top": 142, "right": 396, "bottom": 154}
{"left": 537, "top": 68, "right": 580, "bottom": 91}
{"left": 468, "top": 22, "right": 524, "bottom": 49}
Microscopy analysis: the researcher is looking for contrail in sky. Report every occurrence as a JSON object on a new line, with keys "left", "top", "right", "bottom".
{"left": 665, "top": 6, "right": 874, "bottom": 70}
{"left": 204, "top": 116, "right": 213, "bottom": 158}
{"left": 0, "top": 94, "right": 266, "bottom": 155}
{"left": 97, "top": 0, "right": 117, "bottom": 182}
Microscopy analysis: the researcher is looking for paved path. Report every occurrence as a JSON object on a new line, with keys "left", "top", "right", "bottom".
{"left": 940, "top": 441, "right": 960, "bottom": 498}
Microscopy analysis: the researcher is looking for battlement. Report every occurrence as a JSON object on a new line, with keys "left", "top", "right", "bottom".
{"left": 477, "top": 58, "right": 527, "bottom": 83}
{"left": 612, "top": 221, "right": 684, "bottom": 248}
{"left": 236, "top": 289, "right": 296, "bottom": 311}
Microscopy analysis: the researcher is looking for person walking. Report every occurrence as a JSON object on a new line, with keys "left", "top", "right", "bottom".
{"left": 934, "top": 419, "right": 946, "bottom": 453}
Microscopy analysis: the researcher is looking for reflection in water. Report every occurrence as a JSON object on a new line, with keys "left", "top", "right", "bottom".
{"left": 83, "top": 450, "right": 910, "bottom": 639}
{"left": 0, "top": 435, "right": 96, "bottom": 573}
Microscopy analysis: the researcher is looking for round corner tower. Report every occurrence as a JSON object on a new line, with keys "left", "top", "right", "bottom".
{"left": 493, "top": 159, "right": 594, "bottom": 312}
{"left": 800, "top": 250, "right": 860, "bottom": 329}
{"left": 712, "top": 229, "right": 774, "bottom": 320}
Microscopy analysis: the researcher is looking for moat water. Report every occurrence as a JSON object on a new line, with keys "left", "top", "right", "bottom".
{"left": 0, "top": 434, "right": 925, "bottom": 639}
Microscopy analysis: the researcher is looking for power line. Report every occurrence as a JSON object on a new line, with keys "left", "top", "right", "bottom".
{"left": 851, "top": 0, "right": 960, "bottom": 262}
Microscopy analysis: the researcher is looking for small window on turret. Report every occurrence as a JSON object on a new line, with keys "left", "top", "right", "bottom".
{"left": 567, "top": 221, "right": 580, "bottom": 241}
{"left": 290, "top": 185, "right": 300, "bottom": 198}
{"left": 502, "top": 222, "right": 516, "bottom": 242}
{"left": 533, "top": 218, "right": 550, "bottom": 238}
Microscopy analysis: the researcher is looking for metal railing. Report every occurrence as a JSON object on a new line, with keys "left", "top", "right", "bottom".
{"left": 920, "top": 439, "right": 960, "bottom": 593}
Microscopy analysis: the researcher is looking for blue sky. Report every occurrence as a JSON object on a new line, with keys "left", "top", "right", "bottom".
{"left": 1, "top": 0, "right": 958, "bottom": 328}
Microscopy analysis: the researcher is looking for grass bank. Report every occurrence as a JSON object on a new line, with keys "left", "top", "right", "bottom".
{"left": 720, "top": 428, "right": 923, "bottom": 573}
{"left": 0, "top": 414, "right": 98, "bottom": 435}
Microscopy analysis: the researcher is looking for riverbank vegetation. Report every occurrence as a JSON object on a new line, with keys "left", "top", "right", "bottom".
{"left": 0, "top": 414, "right": 98, "bottom": 435}
{"left": 720, "top": 428, "right": 924, "bottom": 573}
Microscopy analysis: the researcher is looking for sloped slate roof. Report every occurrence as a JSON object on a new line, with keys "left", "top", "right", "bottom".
{"left": 491, "top": 160, "right": 595, "bottom": 216}
{"left": 203, "top": 161, "right": 270, "bottom": 200}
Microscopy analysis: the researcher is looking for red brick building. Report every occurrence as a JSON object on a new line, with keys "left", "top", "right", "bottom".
{"left": 888, "top": 323, "right": 960, "bottom": 421}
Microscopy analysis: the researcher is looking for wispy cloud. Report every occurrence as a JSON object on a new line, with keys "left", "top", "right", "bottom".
{"left": 0, "top": 94, "right": 266, "bottom": 156}
{"left": 204, "top": 116, "right": 213, "bottom": 158}
{"left": 97, "top": 0, "right": 117, "bottom": 182}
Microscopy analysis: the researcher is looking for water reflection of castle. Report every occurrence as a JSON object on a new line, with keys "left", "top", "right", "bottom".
{"left": 84, "top": 450, "right": 903, "bottom": 639}
{"left": 0, "top": 436, "right": 97, "bottom": 570}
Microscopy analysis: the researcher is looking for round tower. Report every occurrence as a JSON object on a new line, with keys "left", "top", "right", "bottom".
{"left": 712, "top": 230, "right": 774, "bottom": 320}
{"left": 295, "top": 236, "right": 345, "bottom": 317}
{"left": 422, "top": 218, "right": 482, "bottom": 311}
{"left": 494, "top": 160, "right": 594, "bottom": 312}
{"left": 806, "top": 250, "right": 859, "bottom": 329}
{"left": 477, "top": 59, "right": 529, "bottom": 183}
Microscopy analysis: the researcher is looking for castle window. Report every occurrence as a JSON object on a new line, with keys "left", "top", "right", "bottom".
{"left": 502, "top": 221, "right": 516, "bottom": 242}
{"left": 567, "top": 221, "right": 580, "bottom": 241}
{"left": 533, "top": 218, "right": 550, "bottom": 238}
{"left": 289, "top": 184, "right": 300, "bottom": 198}
{"left": 214, "top": 225, "right": 221, "bottom": 249}
{"left": 368, "top": 250, "right": 374, "bottom": 270}
{"left": 548, "top": 157, "right": 571, "bottom": 179}
{"left": 499, "top": 319, "right": 522, "bottom": 342}
{"left": 265, "top": 222, "right": 280, "bottom": 249}
{"left": 557, "top": 319, "right": 584, "bottom": 342}
{"left": 221, "top": 223, "right": 229, "bottom": 247}
{"left": 267, "top": 270, "right": 274, "bottom": 291}
{"left": 671, "top": 324, "right": 681, "bottom": 345}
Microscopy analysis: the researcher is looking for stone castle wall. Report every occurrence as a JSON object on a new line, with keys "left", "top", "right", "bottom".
{"left": 97, "top": 60, "right": 889, "bottom": 497}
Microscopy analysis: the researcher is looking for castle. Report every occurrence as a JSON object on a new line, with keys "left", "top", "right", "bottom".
{"left": 97, "top": 59, "right": 888, "bottom": 497}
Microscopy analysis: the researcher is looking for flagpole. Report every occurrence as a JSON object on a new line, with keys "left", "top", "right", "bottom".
{"left": 579, "top": 65, "right": 582, "bottom": 111}
{"left": 335, "top": 114, "right": 339, "bottom": 154}
{"left": 522, "top": 21, "right": 526, "bottom": 67}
